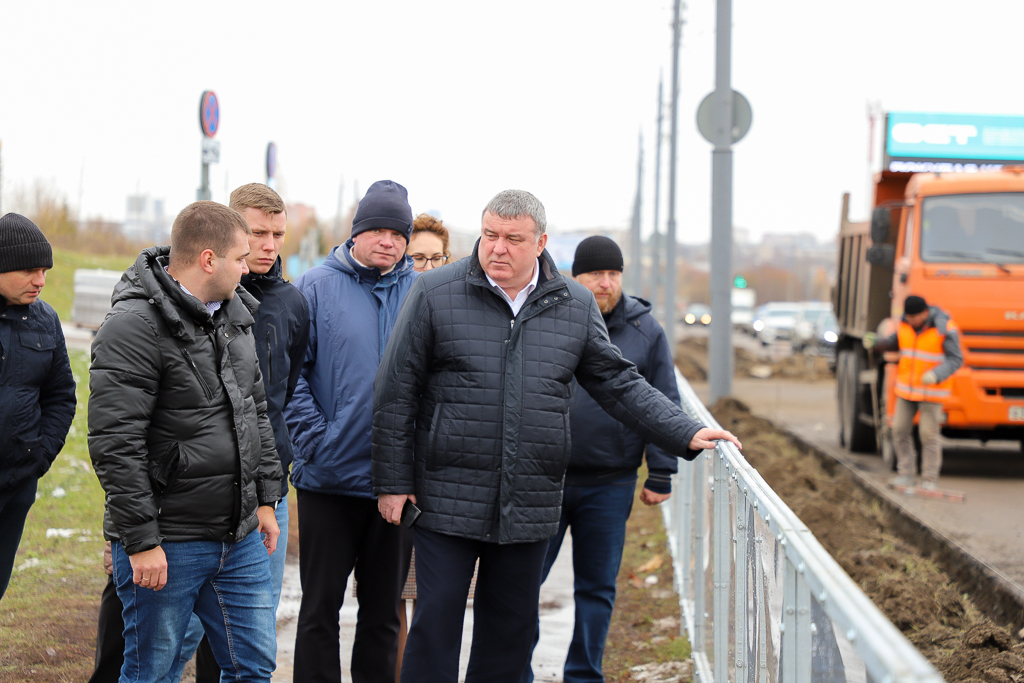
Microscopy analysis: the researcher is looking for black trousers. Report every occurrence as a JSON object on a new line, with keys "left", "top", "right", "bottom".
{"left": 294, "top": 489, "right": 411, "bottom": 683}
{"left": 89, "top": 574, "right": 221, "bottom": 683}
{"left": 400, "top": 528, "right": 548, "bottom": 683}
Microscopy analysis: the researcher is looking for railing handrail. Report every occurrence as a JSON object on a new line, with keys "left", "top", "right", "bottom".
{"left": 664, "top": 368, "right": 943, "bottom": 682}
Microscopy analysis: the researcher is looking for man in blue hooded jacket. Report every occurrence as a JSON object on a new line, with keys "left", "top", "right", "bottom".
{"left": 285, "top": 180, "right": 418, "bottom": 683}
{"left": 523, "top": 236, "right": 680, "bottom": 683}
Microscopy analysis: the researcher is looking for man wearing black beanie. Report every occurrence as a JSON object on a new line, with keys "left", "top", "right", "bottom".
{"left": 0, "top": 213, "right": 77, "bottom": 601}
{"left": 521, "top": 235, "right": 682, "bottom": 683}
{"left": 864, "top": 294, "right": 963, "bottom": 490}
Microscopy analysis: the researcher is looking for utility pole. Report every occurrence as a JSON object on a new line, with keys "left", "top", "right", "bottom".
{"left": 708, "top": 0, "right": 734, "bottom": 404}
{"left": 651, "top": 76, "right": 664, "bottom": 321}
{"left": 665, "top": 0, "right": 684, "bottom": 358}
{"left": 629, "top": 131, "right": 644, "bottom": 297}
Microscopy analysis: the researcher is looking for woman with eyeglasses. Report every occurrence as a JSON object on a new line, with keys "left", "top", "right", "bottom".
{"left": 406, "top": 213, "right": 450, "bottom": 273}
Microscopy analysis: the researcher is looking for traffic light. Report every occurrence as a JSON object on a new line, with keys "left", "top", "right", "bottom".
{"left": 733, "top": 275, "right": 748, "bottom": 288}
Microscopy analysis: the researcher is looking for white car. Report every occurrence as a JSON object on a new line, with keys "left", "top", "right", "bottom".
{"left": 793, "top": 302, "right": 833, "bottom": 351}
{"left": 756, "top": 303, "right": 802, "bottom": 345}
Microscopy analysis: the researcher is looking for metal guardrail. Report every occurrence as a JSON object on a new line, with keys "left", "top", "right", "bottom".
{"left": 663, "top": 369, "right": 944, "bottom": 683}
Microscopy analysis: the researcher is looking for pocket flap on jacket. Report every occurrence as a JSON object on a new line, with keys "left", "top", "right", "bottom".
{"left": 19, "top": 332, "right": 56, "bottom": 351}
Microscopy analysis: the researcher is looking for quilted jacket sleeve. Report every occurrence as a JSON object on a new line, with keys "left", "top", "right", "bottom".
{"left": 575, "top": 297, "right": 704, "bottom": 461}
{"left": 371, "top": 280, "right": 433, "bottom": 495}
{"left": 88, "top": 309, "right": 165, "bottom": 554}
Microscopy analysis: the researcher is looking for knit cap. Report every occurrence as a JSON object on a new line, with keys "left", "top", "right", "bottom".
{"left": 350, "top": 180, "right": 414, "bottom": 240}
{"left": 0, "top": 213, "right": 53, "bottom": 273}
{"left": 572, "top": 235, "right": 623, "bottom": 276}
{"left": 904, "top": 295, "right": 928, "bottom": 315}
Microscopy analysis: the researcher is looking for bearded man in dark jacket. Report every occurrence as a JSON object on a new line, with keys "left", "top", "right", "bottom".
{"left": 0, "top": 214, "right": 76, "bottom": 601}
{"left": 89, "top": 201, "right": 282, "bottom": 683}
{"left": 522, "top": 236, "right": 681, "bottom": 683}
{"left": 372, "top": 190, "right": 741, "bottom": 683}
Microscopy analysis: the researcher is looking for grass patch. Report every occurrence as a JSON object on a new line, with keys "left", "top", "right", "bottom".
{"left": 602, "top": 470, "right": 692, "bottom": 682}
{"left": 42, "top": 249, "right": 134, "bottom": 322}
{"left": 0, "top": 350, "right": 107, "bottom": 681}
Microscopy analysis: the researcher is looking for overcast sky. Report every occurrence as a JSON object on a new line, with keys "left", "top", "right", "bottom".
{"left": 3, "top": 0, "right": 1024, "bottom": 244}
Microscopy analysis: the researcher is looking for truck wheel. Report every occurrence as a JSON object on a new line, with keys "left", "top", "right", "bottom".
{"left": 837, "top": 348, "right": 876, "bottom": 453}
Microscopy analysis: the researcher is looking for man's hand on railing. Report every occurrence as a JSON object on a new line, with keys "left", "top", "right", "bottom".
{"left": 688, "top": 428, "right": 742, "bottom": 451}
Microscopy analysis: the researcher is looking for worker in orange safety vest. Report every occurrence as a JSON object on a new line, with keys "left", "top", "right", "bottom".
{"left": 864, "top": 295, "right": 963, "bottom": 490}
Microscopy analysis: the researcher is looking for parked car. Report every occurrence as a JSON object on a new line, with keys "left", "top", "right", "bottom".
{"left": 683, "top": 303, "right": 711, "bottom": 326}
{"left": 793, "top": 302, "right": 833, "bottom": 351}
{"left": 756, "top": 303, "right": 801, "bottom": 345}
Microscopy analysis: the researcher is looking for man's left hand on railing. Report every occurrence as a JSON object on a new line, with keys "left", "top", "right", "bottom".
{"left": 688, "top": 428, "right": 742, "bottom": 451}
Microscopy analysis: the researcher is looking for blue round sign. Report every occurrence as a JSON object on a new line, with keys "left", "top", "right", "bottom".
{"left": 199, "top": 90, "right": 220, "bottom": 138}
{"left": 266, "top": 142, "right": 277, "bottom": 180}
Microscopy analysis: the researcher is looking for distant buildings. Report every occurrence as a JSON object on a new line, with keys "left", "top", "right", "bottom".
{"left": 122, "top": 194, "right": 168, "bottom": 244}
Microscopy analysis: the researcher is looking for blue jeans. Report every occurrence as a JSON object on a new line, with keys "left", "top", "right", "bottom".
{"left": 112, "top": 532, "right": 276, "bottom": 683}
{"left": 522, "top": 474, "right": 637, "bottom": 683}
{"left": 175, "top": 497, "right": 288, "bottom": 680}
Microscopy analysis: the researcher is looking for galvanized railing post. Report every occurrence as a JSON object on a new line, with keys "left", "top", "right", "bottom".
{"left": 713, "top": 451, "right": 730, "bottom": 682}
{"left": 734, "top": 482, "right": 749, "bottom": 680}
{"left": 693, "top": 451, "right": 707, "bottom": 665}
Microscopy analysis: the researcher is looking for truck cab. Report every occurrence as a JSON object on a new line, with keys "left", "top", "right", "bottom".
{"left": 834, "top": 170, "right": 1024, "bottom": 452}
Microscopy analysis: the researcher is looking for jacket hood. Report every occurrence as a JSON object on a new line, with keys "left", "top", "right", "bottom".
{"left": 112, "top": 246, "right": 257, "bottom": 343}
{"left": 604, "top": 294, "right": 652, "bottom": 330}
{"left": 325, "top": 240, "right": 415, "bottom": 285}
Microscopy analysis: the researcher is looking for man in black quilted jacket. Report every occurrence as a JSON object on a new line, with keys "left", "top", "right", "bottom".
{"left": 372, "top": 190, "right": 740, "bottom": 682}
{"left": 89, "top": 201, "right": 282, "bottom": 683}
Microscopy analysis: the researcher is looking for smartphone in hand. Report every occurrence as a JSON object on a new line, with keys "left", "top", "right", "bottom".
{"left": 400, "top": 500, "right": 422, "bottom": 528}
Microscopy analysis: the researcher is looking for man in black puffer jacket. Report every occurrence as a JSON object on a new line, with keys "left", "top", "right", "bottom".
{"left": 0, "top": 214, "right": 77, "bottom": 602}
{"left": 372, "top": 190, "right": 741, "bottom": 683}
{"left": 523, "top": 236, "right": 681, "bottom": 683}
{"left": 89, "top": 201, "right": 282, "bottom": 683}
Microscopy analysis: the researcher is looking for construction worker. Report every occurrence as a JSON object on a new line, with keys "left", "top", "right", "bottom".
{"left": 864, "top": 295, "right": 963, "bottom": 490}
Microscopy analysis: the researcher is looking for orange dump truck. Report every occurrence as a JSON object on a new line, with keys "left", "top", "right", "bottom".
{"left": 834, "top": 112, "right": 1024, "bottom": 452}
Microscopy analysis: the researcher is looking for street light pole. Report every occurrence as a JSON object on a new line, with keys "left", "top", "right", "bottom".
{"left": 630, "top": 131, "right": 644, "bottom": 297}
{"left": 708, "top": 0, "right": 735, "bottom": 404}
{"left": 665, "top": 0, "right": 684, "bottom": 358}
{"left": 651, "top": 77, "right": 664, "bottom": 322}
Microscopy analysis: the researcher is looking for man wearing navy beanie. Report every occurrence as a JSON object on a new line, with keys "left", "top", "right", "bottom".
{"left": 285, "top": 181, "right": 419, "bottom": 681}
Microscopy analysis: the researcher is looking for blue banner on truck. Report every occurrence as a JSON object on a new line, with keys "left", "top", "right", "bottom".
{"left": 886, "top": 111, "right": 1024, "bottom": 170}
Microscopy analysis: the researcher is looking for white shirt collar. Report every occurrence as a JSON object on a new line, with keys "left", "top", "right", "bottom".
{"left": 485, "top": 259, "right": 540, "bottom": 317}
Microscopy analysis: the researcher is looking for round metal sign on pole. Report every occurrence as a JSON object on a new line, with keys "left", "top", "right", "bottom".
{"left": 266, "top": 142, "right": 277, "bottom": 181}
{"left": 199, "top": 90, "right": 220, "bottom": 138}
{"left": 697, "top": 89, "right": 751, "bottom": 144}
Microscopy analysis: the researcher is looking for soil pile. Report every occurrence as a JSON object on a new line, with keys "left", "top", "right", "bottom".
{"left": 674, "top": 338, "right": 833, "bottom": 383}
{"left": 711, "top": 397, "right": 1024, "bottom": 682}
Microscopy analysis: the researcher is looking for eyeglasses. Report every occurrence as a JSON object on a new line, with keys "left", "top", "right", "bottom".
{"left": 410, "top": 255, "right": 448, "bottom": 267}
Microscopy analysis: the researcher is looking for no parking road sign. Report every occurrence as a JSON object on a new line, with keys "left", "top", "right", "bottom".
{"left": 199, "top": 90, "right": 220, "bottom": 138}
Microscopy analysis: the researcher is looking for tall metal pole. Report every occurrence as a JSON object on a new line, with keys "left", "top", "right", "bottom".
{"left": 629, "top": 131, "right": 644, "bottom": 297}
{"left": 651, "top": 77, "right": 664, "bottom": 321}
{"left": 665, "top": 0, "right": 683, "bottom": 358}
{"left": 708, "top": 0, "right": 734, "bottom": 404}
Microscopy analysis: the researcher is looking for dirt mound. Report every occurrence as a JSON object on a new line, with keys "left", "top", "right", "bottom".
{"left": 711, "top": 398, "right": 1023, "bottom": 681}
{"left": 675, "top": 339, "right": 832, "bottom": 383}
